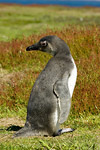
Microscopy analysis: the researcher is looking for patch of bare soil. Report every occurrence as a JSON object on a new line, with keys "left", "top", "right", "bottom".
{"left": 0, "top": 65, "right": 24, "bottom": 83}
{"left": 0, "top": 64, "right": 15, "bottom": 85}
{"left": 0, "top": 66, "right": 25, "bottom": 89}
{"left": 0, "top": 117, "right": 24, "bottom": 127}
{"left": 0, "top": 66, "right": 38, "bottom": 90}
{"left": 0, "top": 65, "right": 8, "bottom": 78}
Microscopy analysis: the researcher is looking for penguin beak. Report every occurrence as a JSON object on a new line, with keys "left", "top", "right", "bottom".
{"left": 26, "top": 43, "right": 39, "bottom": 51}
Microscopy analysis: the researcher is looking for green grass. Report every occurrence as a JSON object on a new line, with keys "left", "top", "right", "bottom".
{"left": 0, "top": 4, "right": 100, "bottom": 41}
{"left": 0, "top": 114, "right": 100, "bottom": 149}
{"left": 0, "top": 4, "right": 100, "bottom": 149}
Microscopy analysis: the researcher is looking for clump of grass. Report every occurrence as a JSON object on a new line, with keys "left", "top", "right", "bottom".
{"left": 0, "top": 26, "right": 100, "bottom": 118}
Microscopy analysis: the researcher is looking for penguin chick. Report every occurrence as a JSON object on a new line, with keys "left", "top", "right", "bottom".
{"left": 14, "top": 35, "right": 77, "bottom": 137}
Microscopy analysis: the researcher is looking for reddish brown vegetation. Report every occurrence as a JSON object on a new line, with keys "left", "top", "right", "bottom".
{"left": 0, "top": 26, "right": 100, "bottom": 116}
{"left": 0, "top": 3, "right": 54, "bottom": 8}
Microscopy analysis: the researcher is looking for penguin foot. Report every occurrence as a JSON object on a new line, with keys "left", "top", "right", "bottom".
{"left": 60, "top": 128, "right": 75, "bottom": 134}
{"left": 53, "top": 128, "right": 75, "bottom": 136}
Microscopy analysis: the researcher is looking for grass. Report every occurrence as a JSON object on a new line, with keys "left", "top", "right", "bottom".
{"left": 0, "top": 114, "right": 100, "bottom": 149}
{"left": 0, "top": 4, "right": 100, "bottom": 149}
{"left": 0, "top": 4, "right": 100, "bottom": 41}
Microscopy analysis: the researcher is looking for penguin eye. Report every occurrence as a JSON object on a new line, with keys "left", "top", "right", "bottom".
{"left": 40, "top": 41, "right": 47, "bottom": 47}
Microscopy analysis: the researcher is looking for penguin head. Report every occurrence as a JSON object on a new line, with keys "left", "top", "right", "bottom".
{"left": 26, "top": 35, "right": 70, "bottom": 56}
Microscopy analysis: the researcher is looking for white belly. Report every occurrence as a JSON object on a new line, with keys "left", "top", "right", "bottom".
{"left": 68, "top": 57, "right": 77, "bottom": 97}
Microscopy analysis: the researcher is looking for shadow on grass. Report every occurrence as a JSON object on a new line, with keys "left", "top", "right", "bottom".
{"left": 0, "top": 125, "right": 22, "bottom": 131}
{"left": 6, "top": 125, "right": 22, "bottom": 131}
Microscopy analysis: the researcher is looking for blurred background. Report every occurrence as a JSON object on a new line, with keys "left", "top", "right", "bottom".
{"left": 0, "top": 0, "right": 100, "bottom": 41}
{"left": 0, "top": 0, "right": 100, "bottom": 7}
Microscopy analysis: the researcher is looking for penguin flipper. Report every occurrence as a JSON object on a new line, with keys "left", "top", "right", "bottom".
{"left": 53, "top": 71, "right": 71, "bottom": 124}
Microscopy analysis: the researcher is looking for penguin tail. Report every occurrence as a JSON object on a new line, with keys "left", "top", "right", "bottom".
{"left": 13, "top": 126, "right": 50, "bottom": 138}
{"left": 12, "top": 126, "right": 34, "bottom": 138}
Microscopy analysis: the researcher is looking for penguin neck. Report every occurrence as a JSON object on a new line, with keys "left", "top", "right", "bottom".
{"left": 54, "top": 48, "right": 71, "bottom": 58}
